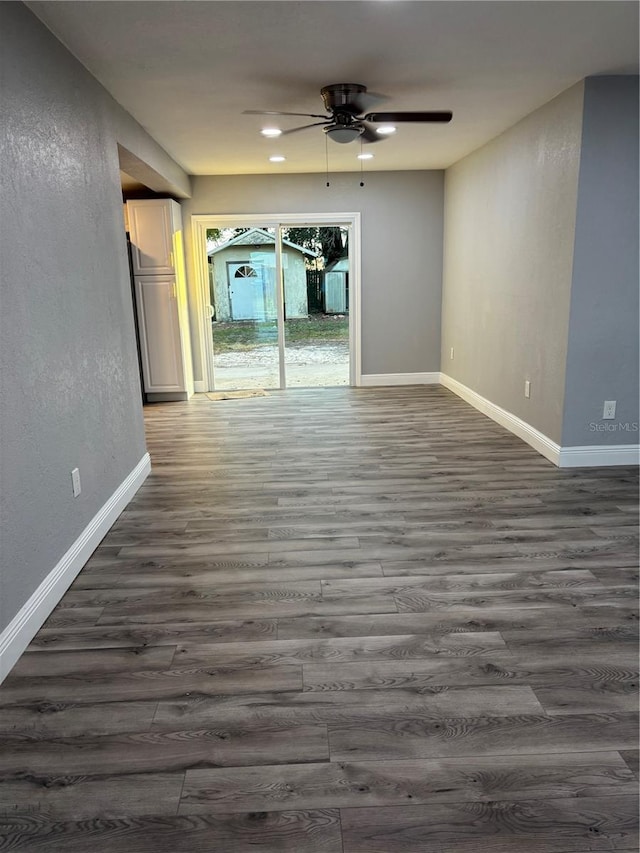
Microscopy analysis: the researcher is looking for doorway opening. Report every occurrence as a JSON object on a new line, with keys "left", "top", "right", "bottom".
{"left": 192, "top": 214, "right": 361, "bottom": 391}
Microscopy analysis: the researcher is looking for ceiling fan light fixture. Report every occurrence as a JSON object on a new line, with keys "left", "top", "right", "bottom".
{"left": 261, "top": 127, "right": 282, "bottom": 137}
{"left": 324, "top": 124, "right": 364, "bottom": 144}
{"left": 376, "top": 125, "right": 396, "bottom": 135}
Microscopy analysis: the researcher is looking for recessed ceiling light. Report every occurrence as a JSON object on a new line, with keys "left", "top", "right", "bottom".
{"left": 269, "top": 155, "right": 286, "bottom": 162}
{"left": 261, "top": 127, "right": 282, "bottom": 138}
{"left": 357, "top": 153, "right": 374, "bottom": 160}
{"left": 376, "top": 125, "right": 396, "bottom": 135}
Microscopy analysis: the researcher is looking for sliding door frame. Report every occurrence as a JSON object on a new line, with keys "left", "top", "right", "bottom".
{"left": 191, "top": 212, "right": 361, "bottom": 392}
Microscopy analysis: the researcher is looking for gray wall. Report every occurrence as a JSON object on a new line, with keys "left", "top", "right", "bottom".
{"left": 562, "top": 76, "right": 640, "bottom": 447}
{"left": 441, "top": 84, "right": 585, "bottom": 443}
{"left": 0, "top": 5, "right": 189, "bottom": 636}
{"left": 182, "top": 171, "right": 445, "bottom": 380}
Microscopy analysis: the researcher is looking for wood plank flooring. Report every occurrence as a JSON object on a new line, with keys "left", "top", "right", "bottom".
{"left": 1, "top": 386, "right": 638, "bottom": 852}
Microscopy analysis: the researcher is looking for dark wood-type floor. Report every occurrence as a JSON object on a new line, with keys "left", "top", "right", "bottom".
{"left": 1, "top": 386, "right": 638, "bottom": 852}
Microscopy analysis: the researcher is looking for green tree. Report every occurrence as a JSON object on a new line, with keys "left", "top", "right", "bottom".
{"left": 206, "top": 226, "right": 250, "bottom": 246}
{"left": 284, "top": 226, "right": 347, "bottom": 266}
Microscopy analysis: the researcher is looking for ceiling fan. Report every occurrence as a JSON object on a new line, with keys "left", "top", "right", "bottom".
{"left": 244, "top": 83, "right": 452, "bottom": 144}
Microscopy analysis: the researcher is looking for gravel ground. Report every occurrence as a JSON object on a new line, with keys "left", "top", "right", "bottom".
{"left": 213, "top": 343, "right": 350, "bottom": 388}
{"left": 214, "top": 342, "right": 349, "bottom": 367}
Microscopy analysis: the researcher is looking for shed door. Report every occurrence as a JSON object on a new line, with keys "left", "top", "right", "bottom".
{"left": 228, "top": 262, "right": 272, "bottom": 321}
{"left": 325, "top": 271, "right": 347, "bottom": 313}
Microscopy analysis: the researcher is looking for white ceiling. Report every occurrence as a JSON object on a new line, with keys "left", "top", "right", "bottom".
{"left": 29, "top": 1, "right": 639, "bottom": 176}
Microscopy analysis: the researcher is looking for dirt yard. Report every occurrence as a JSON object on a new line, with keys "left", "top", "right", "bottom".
{"left": 212, "top": 342, "right": 350, "bottom": 389}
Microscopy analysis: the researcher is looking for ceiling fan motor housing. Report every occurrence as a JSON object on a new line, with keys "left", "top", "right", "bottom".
{"left": 321, "top": 83, "right": 367, "bottom": 115}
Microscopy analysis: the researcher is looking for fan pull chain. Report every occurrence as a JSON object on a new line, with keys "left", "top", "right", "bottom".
{"left": 325, "top": 135, "right": 330, "bottom": 187}
{"left": 359, "top": 139, "right": 365, "bottom": 187}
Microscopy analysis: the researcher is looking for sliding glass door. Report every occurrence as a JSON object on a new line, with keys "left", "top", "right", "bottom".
{"left": 202, "top": 218, "right": 354, "bottom": 391}
{"left": 282, "top": 225, "right": 349, "bottom": 388}
{"left": 208, "top": 226, "right": 280, "bottom": 390}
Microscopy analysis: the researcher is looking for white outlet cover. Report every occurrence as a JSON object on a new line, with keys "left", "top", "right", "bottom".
{"left": 71, "top": 468, "right": 81, "bottom": 497}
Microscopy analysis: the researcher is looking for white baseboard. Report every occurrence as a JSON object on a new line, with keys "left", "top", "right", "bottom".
{"left": 360, "top": 372, "right": 441, "bottom": 387}
{"left": 193, "top": 380, "right": 207, "bottom": 393}
{"left": 440, "top": 373, "right": 561, "bottom": 465}
{"left": 440, "top": 374, "right": 640, "bottom": 468}
{"left": 558, "top": 445, "right": 640, "bottom": 468}
{"left": 0, "top": 452, "right": 151, "bottom": 683}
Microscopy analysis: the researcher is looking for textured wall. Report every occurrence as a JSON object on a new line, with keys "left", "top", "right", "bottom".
{"left": 441, "top": 84, "right": 585, "bottom": 443}
{"left": 0, "top": 5, "right": 186, "bottom": 636}
{"left": 562, "top": 77, "right": 640, "bottom": 447}
{"left": 182, "top": 171, "right": 445, "bottom": 379}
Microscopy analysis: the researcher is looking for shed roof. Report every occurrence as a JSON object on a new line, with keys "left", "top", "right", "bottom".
{"left": 208, "top": 227, "right": 318, "bottom": 258}
{"left": 325, "top": 257, "right": 349, "bottom": 272}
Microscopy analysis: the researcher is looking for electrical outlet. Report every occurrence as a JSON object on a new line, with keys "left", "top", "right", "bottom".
{"left": 450, "top": 347, "right": 454, "bottom": 360}
{"left": 71, "top": 468, "right": 81, "bottom": 497}
{"left": 603, "top": 400, "right": 616, "bottom": 420}
{"left": 524, "top": 380, "right": 531, "bottom": 399}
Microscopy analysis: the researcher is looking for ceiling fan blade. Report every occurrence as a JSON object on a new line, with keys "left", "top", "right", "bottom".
{"left": 360, "top": 123, "right": 386, "bottom": 144}
{"left": 280, "top": 121, "right": 332, "bottom": 136}
{"left": 364, "top": 111, "right": 453, "bottom": 123}
{"left": 243, "top": 109, "right": 329, "bottom": 119}
{"left": 350, "top": 90, "right": 387, "bottom": 114}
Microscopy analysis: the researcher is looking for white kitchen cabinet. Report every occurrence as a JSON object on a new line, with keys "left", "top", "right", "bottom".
{"left": 127, "top": 199, "right": 176, "bottom": 275}
{"left": 127, "top": 199, "right": 194, "bottom": 400}
{"left": 134, "top": 275, "right": 185, "bottom": 392}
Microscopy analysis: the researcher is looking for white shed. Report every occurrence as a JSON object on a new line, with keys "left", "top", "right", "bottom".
{"left": 208, "top": 228, "right": 316, "bottom": 321}
{"left": 323, "top": 256, "right": 349, "bottom": 314}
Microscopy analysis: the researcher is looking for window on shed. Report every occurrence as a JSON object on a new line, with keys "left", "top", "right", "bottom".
{"left": 234, "top": 265, "right": 258, "bottom": 278}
